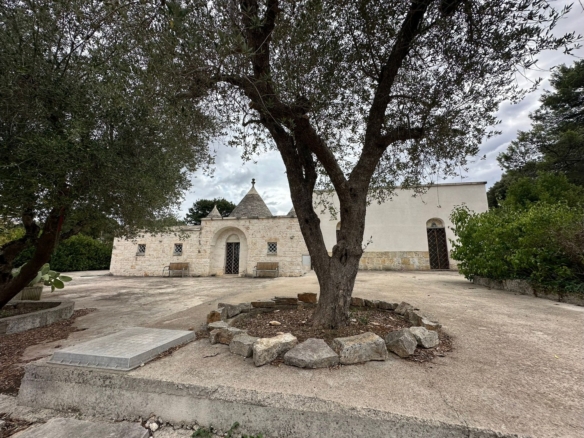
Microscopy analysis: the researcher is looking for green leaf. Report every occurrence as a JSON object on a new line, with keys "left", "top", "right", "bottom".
{"left": 48, "top": 270, "right": 59, "bottom": 277}
{"left": 53, "top": 279, "right": 65, "bottom": 289}
{"left": 29, "top": 272, "right": 42, "bottom": 286}
{"left": 60, "top": 275, "right": 73, "bottom": 282}
{"left": 41, "top": 264, "right": 50, "bottom": 275}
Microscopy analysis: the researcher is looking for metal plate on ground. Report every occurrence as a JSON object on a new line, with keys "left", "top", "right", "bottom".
{"left": 48, "top": 327, "right": 195, "bottom": 371}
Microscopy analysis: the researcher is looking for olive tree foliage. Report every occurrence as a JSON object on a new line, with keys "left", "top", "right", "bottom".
{"left": 0, "top": 0, "right": 217, "bottom": 308}
{"left": 167, "top": 0, "right": 577, "bottom": 327}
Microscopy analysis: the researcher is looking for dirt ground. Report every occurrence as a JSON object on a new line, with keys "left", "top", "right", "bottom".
{"left": 2, "top": 269, "right": 583, "bottom": 438}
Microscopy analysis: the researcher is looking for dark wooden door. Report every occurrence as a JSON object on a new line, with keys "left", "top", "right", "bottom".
{"left": 225, "top": 242, "right": 240, "bottom": 274}
{"left": 427, "top": 228, "right": 449, "bottom": 270}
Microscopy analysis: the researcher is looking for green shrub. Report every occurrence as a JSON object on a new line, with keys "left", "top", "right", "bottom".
{"left": 14, "top": 234, "right": 112, "bottom": 272}
{"left": 450, "top": 202, "right": 584, "bottom": 293}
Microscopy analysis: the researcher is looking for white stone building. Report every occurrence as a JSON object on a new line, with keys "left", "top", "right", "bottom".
{"left": 109, "top": 181, "right": 488, "bottom": 277}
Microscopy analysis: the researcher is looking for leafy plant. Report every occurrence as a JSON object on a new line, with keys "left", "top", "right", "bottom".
{"left": 450, "top": 201, "right": 584, "bottom": 293}
{"left": 11, "top": 263, "right": 72, "bottom": 292}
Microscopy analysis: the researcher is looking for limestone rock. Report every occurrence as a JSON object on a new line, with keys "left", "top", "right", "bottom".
{"left": 284, "top": 338, "right": 339, "bottom": 369}
{"left": 251, "top": 300, "right": 275, "bottom": 308}
{"left": 274, "top": 296, "right": 298, "bottom": 305}
{"left": 405, "top": 309, "right": 423, "bottom": 325}
{"left": 365, "top": 299, "right": 379, "bottom": 308}
{"left": 385, "top": 329, "right": 417, "bottom": 358}
{"left": 378, "top": 301, "right": 398, "bottom": 311}
{"left": 298, "top": 292, "right": 317, "bottom": 304}
{"left": 207, "top": 321, "right": 229, "bottom": 332}
{"left": 253, "top": 333, "right": 298, "bottom": 366}
{"left": 420, "top": 317, "right": 442, "bottom": 331}
{"left": 395, "top": 301, "right": 413, "bottom": 315}
{"left": 332, "top": 332, "right": 388, "bottom": 364}
{"left": 206, "top": 310, "right": 222, "bottom": 324}
{"left": 351, "top": 297, "right": 365, "bottom": 307}
{"left": 217, "top": 303, "right": 251, "bottom": 318}
{"left": 229, "top": 334, "right": 259, "bottom": 357}
{"left": 409, "top": 326, "right": 440, "bottom": 348}
{"left": 209, "top": 327, "right": 245, "bottom": 345}
{"left": 268, "top": 321, "right": 281, "bottom": 326}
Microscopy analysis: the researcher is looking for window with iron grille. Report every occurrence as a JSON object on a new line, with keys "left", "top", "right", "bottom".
{"left": 267, "top": 242, "right": 277, "bottom": 255}
{"left": 136, "top": 244, "right": 146, "bottom": 256}
{"left": 174, "top": 243, "right": 183, "bottom": 256}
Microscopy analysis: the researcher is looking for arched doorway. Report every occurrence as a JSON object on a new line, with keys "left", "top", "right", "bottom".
{"left": 426, "top": 219, "right": 449, "bottom": 270}
{"left": 225, "top": 234, "right": 240, "bottom": 274}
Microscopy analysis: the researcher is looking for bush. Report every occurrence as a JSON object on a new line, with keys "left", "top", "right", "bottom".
{"left": 14, "top": 234, "right": 112, "bottom": 272}
{"left": 450, "top": 203, "right": 584, "bottom": 293}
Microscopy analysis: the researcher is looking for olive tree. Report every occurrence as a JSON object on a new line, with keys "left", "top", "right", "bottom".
{"left": 0, "top": 0, "right": 217, "bottom": 308}
{"left": 170, "top": 0, "right": 577, "bottom": 328}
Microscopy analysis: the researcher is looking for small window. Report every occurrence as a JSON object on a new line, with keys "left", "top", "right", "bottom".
{"left": 267, "top": 242, "right": 277, "bottom": 255}
{"left": 174, "top": 243, "right": 183, "bottom": 256}
{"left": 136, "top": 244, "right": 146, "bottom": 256}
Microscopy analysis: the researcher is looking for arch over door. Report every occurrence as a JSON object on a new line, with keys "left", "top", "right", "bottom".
{"left": 426, "top": 219, "right": 449, "bottom": 270}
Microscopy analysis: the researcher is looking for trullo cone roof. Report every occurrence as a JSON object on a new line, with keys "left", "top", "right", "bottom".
{"left": 206, "top": 205, "right": 223, "bottom": 219}
{"left": 229, "top": 181, "right": 273, "bottom": 218}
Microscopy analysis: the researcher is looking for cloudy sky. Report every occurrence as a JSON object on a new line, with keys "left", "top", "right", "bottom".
{"left": 180, "top": 3, "right": 584, "bottom": 217}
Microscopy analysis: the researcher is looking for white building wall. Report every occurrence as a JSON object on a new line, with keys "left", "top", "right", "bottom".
{"left": 317, "top": 183, "right": 488, "bottom": 270}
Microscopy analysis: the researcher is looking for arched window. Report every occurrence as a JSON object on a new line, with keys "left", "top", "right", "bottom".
{"left": 426, "top": 219, "right": 449, "bottom": 269}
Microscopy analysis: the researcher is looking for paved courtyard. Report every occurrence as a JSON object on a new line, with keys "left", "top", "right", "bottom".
{"left": 5, "top": 270, "right": 584, "bottom": 437}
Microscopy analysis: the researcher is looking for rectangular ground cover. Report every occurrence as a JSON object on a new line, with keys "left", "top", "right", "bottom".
{"left": 48, "top": 327, "right": 195, "bottom": 371}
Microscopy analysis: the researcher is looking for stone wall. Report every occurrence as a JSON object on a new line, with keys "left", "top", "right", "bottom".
{"left": 110, "top": 217, "right": 309, "bottom": 277}
{"left": 358, "top": 251, "right": 431, "bottom": 270}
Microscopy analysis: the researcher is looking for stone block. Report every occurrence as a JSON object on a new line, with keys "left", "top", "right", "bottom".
{"left": 210, "top": 327, "right": 246, "bottom": 345}
{"left": 365, "top": 299, "right": 379, "bottom": 308}
{"left": 420, "top": 317, "right": 442, "bottom": 331}
{"left": 298, "top": 292, "right": 317, "bottom": 304}
{"left": 251, "top": 300, "right": 276, "bottom": 308}
{"left": 274, "top": 297, "right": 298, "bottom": 305}
{"left": 284, "top": 338, "right": 339, "bottom": 369}
{"left": 207, "top": 321, "right": 229, "bottom": 332}
{"left": 378, "top": 301, "right": 398, "bottom": 311}
{"left": 351, "top": 297, "right": 365, "bottom": 307}
{"left": 49, "top": 327, "right": 195, "bottom": 371}
{"left": 229, "top": 334, "right": 259, "bottom": 357}
{"left": 405, "top": 309, "right": 423, "bottom": 325}
{"left": 12, "top": 417, "right": 148, "bottom": 438}
{"left": 332, "top": 332, "right": 388, "bottom": 364}
{"left": 385, "top": 329, "right": 417, "bottom": 358}
{"left": 253, "top": 333, "right": 298, "bottom": 366}
{"left": 395, "top": 301, "right": 413, "bottom": 315}
{"left": 207, "top": 310, "right": 222, "bottom": 324}
{"left": 409, "top": 326, "right": 439, "bottom": 348}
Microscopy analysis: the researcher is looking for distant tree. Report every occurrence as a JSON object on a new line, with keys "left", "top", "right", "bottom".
{"left": 184, "top": 199, "right": 236, "bottom": 224}
{"left": 0, "top": 1, "right": 216, "bottom": 308}
{"left": 503, "top": 173, "right": 584, "bottom": 210}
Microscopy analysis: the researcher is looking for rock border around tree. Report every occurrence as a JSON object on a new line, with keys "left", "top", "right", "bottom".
{"left": 205, "top": 294, "right": 445, "bottom": 369}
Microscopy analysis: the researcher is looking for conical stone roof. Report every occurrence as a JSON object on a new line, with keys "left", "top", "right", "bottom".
{"left": 206, "top": 205, "right": 222, "bottom": 219}
{"left": 287, "top": 207, "right": 296, "bottom": 217}
{"left": 229, "top": 180, "right": 273, "bottom": 218}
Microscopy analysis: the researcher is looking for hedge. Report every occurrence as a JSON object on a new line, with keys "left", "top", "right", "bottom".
{"left": 14, "top": 234, "right": 113, "bottom": 272}
{"left": 450, "top": 203, "right": 584, "bottom": 294}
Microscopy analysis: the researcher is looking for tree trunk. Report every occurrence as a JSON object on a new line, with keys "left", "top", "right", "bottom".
{"left": 0, "top": 209, "right": 62, "bottom": 309}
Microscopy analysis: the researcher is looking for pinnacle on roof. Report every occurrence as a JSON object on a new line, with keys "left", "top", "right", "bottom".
{"left": 206, "top": 205, "right": 223, "bottom": 219}
{"left": 287, "top": 207, "right": 296, "bottom": 217}
{"left": 229, "top": 179, "right": 273, "bottom": 218}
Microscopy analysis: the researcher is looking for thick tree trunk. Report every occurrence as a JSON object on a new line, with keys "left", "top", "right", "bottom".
{"left": 0, "top": 209, "right": 62, "bottom": 309}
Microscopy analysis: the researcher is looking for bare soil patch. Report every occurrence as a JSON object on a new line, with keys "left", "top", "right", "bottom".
{"left": 233, "top": 307, "right": 452, "bottom": 363}
{"left": 0, "top": 308, "right": 96, "bottom": 396}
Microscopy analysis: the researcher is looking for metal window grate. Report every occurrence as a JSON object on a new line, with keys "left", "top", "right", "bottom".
{"left": 136, "top": 244, "right": 146, "bottom": 255}
{"left": 267, "top": 242, "right": 277, "bottom": 254}
{"left": 427, "top": 228, "right": 449, "bottom": 269}
{"left": 174, "top": 243, "right": 183, "bottom": 255}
